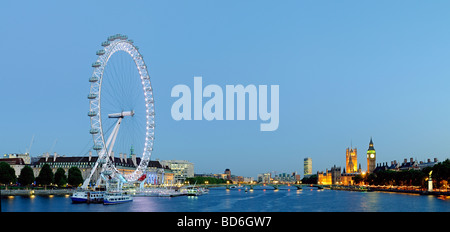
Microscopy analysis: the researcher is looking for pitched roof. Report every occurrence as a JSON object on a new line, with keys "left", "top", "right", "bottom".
{"left": 35, "top": 156, "right": 98, "bottom": 164}
{"left": 0, "top": 158, "right": 26, "bottom": 165}
{"left": 34, "top": 155, "right": 164, "bottom": 169}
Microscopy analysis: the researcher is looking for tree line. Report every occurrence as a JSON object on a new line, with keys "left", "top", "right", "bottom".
{"left": 0, "top": 162, "right": 84, "bottom": 188}
{"left": 185, "top": 176, "right": 228, "bottom": 185}
{"left": 355, "top": 159, "right": 450, "bottom": 188}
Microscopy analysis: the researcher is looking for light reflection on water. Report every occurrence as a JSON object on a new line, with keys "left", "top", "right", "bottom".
{"left": 2, "top": 187, "right": 450, "bottom": 212}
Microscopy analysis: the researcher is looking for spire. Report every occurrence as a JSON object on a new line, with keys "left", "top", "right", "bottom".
{"left": 368, "top": 137, "right": 375, "bottom": 150}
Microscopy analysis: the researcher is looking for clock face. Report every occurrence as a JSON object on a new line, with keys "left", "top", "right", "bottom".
{"left": 370, "top": 154, "right": 375, "bottom": 159}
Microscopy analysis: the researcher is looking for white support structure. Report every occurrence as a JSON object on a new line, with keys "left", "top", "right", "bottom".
{"left": 81, "top": 112, "right": 133, "bottom": 190}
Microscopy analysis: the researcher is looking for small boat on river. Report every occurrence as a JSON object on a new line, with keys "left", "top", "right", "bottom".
{"left": 71, "top": 191, "right": 104, "bottom": 203}
{"left": 103, "top": 191, "right": 133, "bottom": 204}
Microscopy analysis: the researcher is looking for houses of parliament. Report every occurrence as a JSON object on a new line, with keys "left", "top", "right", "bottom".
{"left": 345, "top": 137, "right": 377, "bottom": 174}
{"left": 318, "top": 137, "right": 377, "bottom": 185}
{"left": 317, "top": 136, "right": 439, "bottom": 185}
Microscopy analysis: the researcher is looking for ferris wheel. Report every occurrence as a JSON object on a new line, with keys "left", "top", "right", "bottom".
{"left": 81, "top": 34, "right": 155, "bottom": 189}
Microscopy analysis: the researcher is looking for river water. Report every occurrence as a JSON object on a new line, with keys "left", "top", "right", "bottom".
{"left": 2, "top": 186, "right": 450, "bottom": 212}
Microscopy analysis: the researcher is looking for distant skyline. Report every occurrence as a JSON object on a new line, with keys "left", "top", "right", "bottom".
{"left": 1, "top": 1, "right": 450, "bottom": 178}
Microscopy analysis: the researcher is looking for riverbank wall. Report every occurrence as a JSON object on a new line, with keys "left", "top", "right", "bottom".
{"left": 330, "top": 185, "right": 450, "bottom": 196}
{"left": 368, "top": 187, "right": 450, "bottom": 196}
{"left": 1, "top": 189, "right": 75, "bottom": 196}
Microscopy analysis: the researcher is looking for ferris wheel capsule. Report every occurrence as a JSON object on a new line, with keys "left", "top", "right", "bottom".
{"left": 87, "top": 93, "right": 97, "bottom": 99}
{"left": 89, "top": 128, "right": 99, "bottom": 134}
{"left": 92, "top": 62, "right": 101, "bottom": 68}
{"left": 102, "top": 41, "right": 110, "bottom": 47}
{"left": 87, "top": 111, "right": 97, "bottom": 117}
{"left": 89, "top": 76, "right": 99, "bottom": 82}
{"left": 96, "top": 50, "right": 105, "bottom": 56}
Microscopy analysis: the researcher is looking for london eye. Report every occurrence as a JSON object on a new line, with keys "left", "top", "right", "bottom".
{"left": 82, "top": 34, "right": 155, "bottom": 190}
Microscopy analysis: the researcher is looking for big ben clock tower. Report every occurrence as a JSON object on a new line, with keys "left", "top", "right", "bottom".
{"left": 367, "top": 137, "right": 376, "bottom": 173}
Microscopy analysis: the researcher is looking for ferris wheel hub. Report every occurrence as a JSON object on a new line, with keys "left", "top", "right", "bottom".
{"left": 108, "top": 111, "right": 135, "bottom": 118}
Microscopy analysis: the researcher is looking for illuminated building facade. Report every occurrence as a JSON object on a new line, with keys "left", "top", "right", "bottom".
{"left": 341, "top": 173, "right": 358, "bottom": 185}
{"left": 346, "top": 147, "right": 358, "bottom": 173}
{"left": 317, "top": 166, "right": 341, "bottom": 185}
{"left": 160, "top": 160, "right": 194, "bottom": 184}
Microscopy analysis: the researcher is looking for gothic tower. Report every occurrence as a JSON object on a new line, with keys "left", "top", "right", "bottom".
{"left": 366, "top": 137, "right": 376, "bottom": 173}
{"left": 346, "top": 147, "right": 357, "bottom": 173}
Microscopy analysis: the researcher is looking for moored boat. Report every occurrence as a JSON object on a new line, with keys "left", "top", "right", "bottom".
{"left": 158, "top": 189, "right": 185, "bottom": 197}
{"left": 186, "top": 186, "right": 204, "bottom": 196}
{"left": 71, "top": 191, "right": 104, "bottom": 203}
{"left": 103, "top": 191, "right": 133, "bottom": 204}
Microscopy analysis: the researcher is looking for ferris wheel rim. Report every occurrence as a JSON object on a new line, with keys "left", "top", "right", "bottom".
{"left": 88, "top": 34, "right": 155, "bottom": 183}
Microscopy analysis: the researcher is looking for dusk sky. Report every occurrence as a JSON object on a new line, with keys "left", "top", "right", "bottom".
{"left": 1, "top": 1, "right": 450, "bottom": 178}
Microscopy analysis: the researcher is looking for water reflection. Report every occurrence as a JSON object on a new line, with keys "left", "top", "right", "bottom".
{"left": 3, "top": 188, "right": 450, "bottom": 212}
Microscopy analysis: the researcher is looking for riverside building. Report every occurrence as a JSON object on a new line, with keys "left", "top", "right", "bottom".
{"left": 160, "top": 160, "right": 194, "bottom": 184}
{"left": 31, "top": 151, "right": 173, "bottom": 186}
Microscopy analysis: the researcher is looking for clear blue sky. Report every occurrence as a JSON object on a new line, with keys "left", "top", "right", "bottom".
{"left": 1, "top": 1, "right": 450, "bottom": 178}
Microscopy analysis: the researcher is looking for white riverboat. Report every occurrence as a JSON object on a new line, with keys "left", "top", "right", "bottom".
{"left": 184, "top": 186, "right": 208, "bottom": 196}
{"left": 71, "top": 191, "right": 104, "bottom": 203}
{"left": 103, "top": 191, "right": 133, "bottom": 204}
{"left": 158, "top": 188, "right": 185, "bottom": 197}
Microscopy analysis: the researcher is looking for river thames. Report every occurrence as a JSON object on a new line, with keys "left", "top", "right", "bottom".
{"left": 2, "top": 186, "right": 450, "bottom": 212}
